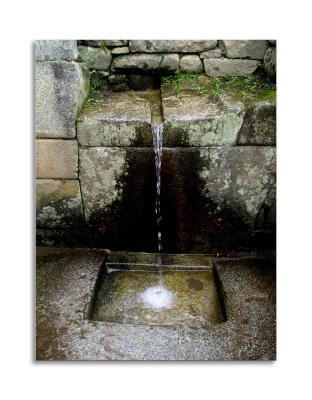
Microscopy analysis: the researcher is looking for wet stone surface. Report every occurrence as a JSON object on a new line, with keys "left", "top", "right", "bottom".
{"left": 77, "top": 91, "right": 154, "bottom": 147}
{"left": 91, "top": 269, "right": 224, "bottom": 327}
{"left": 36, "top": 249, "right": 276, "bottom": 360}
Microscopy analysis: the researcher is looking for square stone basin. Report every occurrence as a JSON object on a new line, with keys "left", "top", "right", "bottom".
{"left": 89, "top": 253, "right": 226, "bottom": 328}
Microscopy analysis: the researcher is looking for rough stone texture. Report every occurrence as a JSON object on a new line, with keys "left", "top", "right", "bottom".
{"left": 223, "top": 40, "right": 269, "bottom": 59}
{"left": 79, "top": 147, "right": 127, "bottom": 222}
{"left": 111, "top": 53, "right": 162, "bottom": 72}
{"left": 111, "top": 46, "right": 129, "bottom": 55}
{"left": 161, "top": 84, "right": 245, "bottom": 146}
{"left": 36, "top": 139, "right": 78, "bottom": 179}
{"left": 36, "top": 179, "right": 83, "bottom": 229}
{"left": 180, "top": 55, "right": 203, "bottom": 73}
{"left": 105, "top": 40, "right": 128, "bottom": 47}
{"left": 160, "top": 54, "right": 180, "bottom": 71}
{"left": 200, "top": 49, "right": 222, "bottom": 58}
{"left": 107, "top": 74, "right": 129, "bottom": 92}
{"left": 80, "top": 40, "right": 128, "bottom": 47}
{"left": 264, "top": 47, "right": 276, "bottom": 77}
{"left": 202, "top": 146, "right": 276, "bottom": 226}
{"left": 35, "top": 61, "right": 89, "bottom": 138}
{"left": 78, "top": 46, "right": 112, "bottom": 70}
{"left": 204, "top": 58, "right": 258, "bottom": 76}
{"left": 78, "top": 143, "right": 275, "bottom": 252}
{"left": 77, "top": 91, "right": 152, "bottom": 146}
{"left": 36, "top": 249, "right": 275, "bottom": 360}
{"left": 35, "top": 40, "right": 78, "bottom": 61}
{"left": 129, "top": 40, "right": 217, "bottom": 53}
{"left": 128, "top": 74, "right": 155, "bottom": 90}
{"left": 238, "top": 101, "right": 276, "bottom": 145}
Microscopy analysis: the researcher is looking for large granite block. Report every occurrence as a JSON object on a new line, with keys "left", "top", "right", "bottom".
{"left": 35, "top": 40, "right": 78, "bottom": 61}
{"left": 35, "top": 61, "right": 89, "bottom": 138}
{"left": 36, "top": 139, "right": 78, "bottom": 178}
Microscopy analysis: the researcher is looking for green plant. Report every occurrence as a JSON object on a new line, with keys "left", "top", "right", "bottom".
{"left": 90, "top": 72, "right": 102, "bottom": 91}
{"left": 100, "top": 41, "right": 108, "bottom": 51}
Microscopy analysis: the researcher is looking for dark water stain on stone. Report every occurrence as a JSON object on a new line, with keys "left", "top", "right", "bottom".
{"left": 187, "top": 278, "right": 204, "bottom": 291}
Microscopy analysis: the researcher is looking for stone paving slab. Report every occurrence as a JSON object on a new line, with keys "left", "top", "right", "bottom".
{"left": 36, "top": 248, "right": 276, "bottom": 360}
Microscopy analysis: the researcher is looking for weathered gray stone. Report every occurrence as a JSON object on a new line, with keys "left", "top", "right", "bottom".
{"left": 180, "top": 55, "right": 203, "bottom": 73}
{"left": 35, "top": 40, "right": 78, "bottom": 61}
{"left": 36, "top": 179, "right": 83, "bottom": 228}
{"left": 111, "top": 53, "right": 162, "bottom": 72}
{"left": 36, "top": 139, "right": 78, "bottom": 179}
{"left": 129, "top": 40, "right": 217, "bottom": 53}
{"left": 200, "top": 49, "right": 222, "bottom": 58}
{"left": 79, "top": 147, "right": 127, "bottom": 221}
{"left": 77, "top": 91, "right": 152, "bottom": 146}
{"left": 35, "top": 61, "right": 89, "bottom": 138}
{"left": 237, "top": 101, "right": 276, "bottom": 145}
{"left": 201, "top": 146, "right": 276, "bottom": 225}
{"left": 223, "top": 40, "right": 269, "bottom": 59}
{"left": 128, "top": 74, "right": 154, "bottom": 90}
{"left": 264, "top": 47, "right": 276, "bottom": 77}
{"left": 80, "top": 40, "right": 128, "bottom": 47}
{"left": 78, "top": 46, "right": 112, "bottom": 70}
{"left": 161, "top": 84, "right": 245, "bottom": 146}
{"left": 111, "top": 46, "right": 130, "bottom": 55}
{"left": 204, "top": 58, "right": 258, "bottom": 76}
{"left": 105, "top": 40, "right": 128, "bottom": 47}
{"left": 160, "top": 54, "right": 180, "bottom": 71}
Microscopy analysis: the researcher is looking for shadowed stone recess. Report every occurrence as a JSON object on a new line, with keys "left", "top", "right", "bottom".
{"left": 223, "top": 40, "right": 269, "bottom": 59}
{"left": 35, "top": 40, "right": 78, "bottom": 61}
{"left": 36, "top": 179, "right": 83, "bottom": 229}
{"left": 36, "top": 139, "right": 78, "bottom": 179}
{"left": 35, "top": 61, "right": 89, "bottom": 138}
{"left": 204, "top": 58, "right": 258, "bottom": 77}
{"left": 129, "top": 40, "right": 217, "bottom": 53}
{"left": 77, "top": 91, "right": 152, "bottom": 146}
{"left": 238, "top": 101, "right": 276, "bottom": 145}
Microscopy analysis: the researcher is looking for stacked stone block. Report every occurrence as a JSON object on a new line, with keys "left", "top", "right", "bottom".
{"left": 35, "top": 40, "right": 90, "bottom": 245}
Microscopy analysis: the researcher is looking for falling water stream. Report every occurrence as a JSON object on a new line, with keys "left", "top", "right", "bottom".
{"left": 137, "top": 122, "right": 174, "bottom": 311}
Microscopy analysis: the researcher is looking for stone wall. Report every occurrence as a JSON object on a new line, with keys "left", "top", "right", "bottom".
{"left": 36, "top": 40, "right": 276, "bottom": 253}
{"left": 77, "top": 39, "right": 276, "bottom": 91}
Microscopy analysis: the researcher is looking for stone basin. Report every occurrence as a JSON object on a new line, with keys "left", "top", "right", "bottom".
{"left": 36, "top": 248, "right": 276, "bottom": 360}
{"left": 89, "top": 254, "right": 225, "bottom": 328}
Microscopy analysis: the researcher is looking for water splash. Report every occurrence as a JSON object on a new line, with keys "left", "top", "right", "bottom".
{"left": 138, "top": 284, "right": 174, "bottom": 311}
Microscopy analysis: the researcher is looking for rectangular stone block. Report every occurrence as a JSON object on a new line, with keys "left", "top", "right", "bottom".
{"left": 204, "top": 58, "right": 258, "bottom": 76}
{"left": 161, "top": 84, "right": 245, "bottom": 146}
{"left": 77, "top": 91, "right": 152, "bottom": 146}
{"left": 35, "top": 61, "right": 89, "bottom": 138}
{"left": 129, "top": 40, "right": 217, "bottom": 53}
{"left": 36, "top": 139, "right": 78, "bottom": 179}
{"left": 36, "top": 179, "right": 83, "bottom": 229}
{"left": 35, "top": 40, "right": 78, "bottom": 61}
{"left": 202, "top": 146, "right": 276, "bottom": 225}
{"left": 223, "top": 40, "right": 269, "bottom": 59}
{"left": 111, "top": 54, "right": 162, "bottom": 72}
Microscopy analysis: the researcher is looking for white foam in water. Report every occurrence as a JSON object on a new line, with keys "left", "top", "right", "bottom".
{"left": 138, "top": 285, "right": 174, "bottom": 311}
